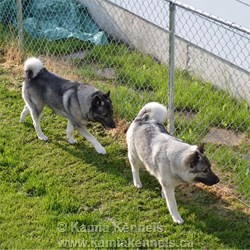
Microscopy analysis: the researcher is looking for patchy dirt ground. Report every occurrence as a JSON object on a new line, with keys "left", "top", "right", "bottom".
{"left": 203, "top": 127, "right": 246, "bottom": 146}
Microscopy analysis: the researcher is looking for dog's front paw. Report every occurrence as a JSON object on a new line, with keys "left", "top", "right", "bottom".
{"left": 134, "top": 181, "right": 143, "bottom": 189}
{"left": 38, "top": 135, "right": 48, "bottom": 141}
{"left": 68, "top": 138, "right": 77, "bottom": 144}
{"left": 135, "top": 183, "right": 143, "bottom": 189}
{"left": 96, "top": 146, "right": 106, "bottom": 155}
{"left": 172, "top": 216, "right": 184, "bottom": 225}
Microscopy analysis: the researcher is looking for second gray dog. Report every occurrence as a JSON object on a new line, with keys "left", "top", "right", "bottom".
{"left": 20, "top": 57, "right": 115, "bottom": 154}
{"left": 126, "top": 102, "right": 219, "bottom": 224}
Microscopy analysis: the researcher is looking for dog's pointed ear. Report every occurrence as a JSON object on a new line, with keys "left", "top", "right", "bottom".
{"left": 92, "top": 95, "right": 101, "bottom": 108}
{"left": 104, "top": 91, "right": 110, "bottom": 99}
{"left": 187, "top": 151, "right": 200, "bottom": 167}
{"left": 198, "top": 143, "right": 205, "bottom": 154}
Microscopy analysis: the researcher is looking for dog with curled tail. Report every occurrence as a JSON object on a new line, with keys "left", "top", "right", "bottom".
{"left": 126, "top": 102, "right": 219, "bottom": 224}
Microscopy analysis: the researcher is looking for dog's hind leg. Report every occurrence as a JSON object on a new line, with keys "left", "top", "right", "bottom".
{"left": 161, "top": 184, "right": 184, "bottom": 224}
{"left": 20, "top": 105, "right": 30, "bottom": 123}
{"left": 21, "top": 94, "right": 48, "bottom": 141}
{"left": 128, "top": 152, "right": 143, "bottom": 188}
{"left": 66, "top": 120, "right": 77, "bottom": 144}
{"left": 76, "top": 126, "right": 106, "bottom": 154}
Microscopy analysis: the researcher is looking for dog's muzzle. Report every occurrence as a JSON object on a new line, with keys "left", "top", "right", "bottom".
{"left": 101, "top": 121, "right": 116, "bottom": 130}
{"left": 104, "top": 121, "right": 116, "bottom": 130}
{"left": 195, "top": 172, "right": 220, "bottom": 186}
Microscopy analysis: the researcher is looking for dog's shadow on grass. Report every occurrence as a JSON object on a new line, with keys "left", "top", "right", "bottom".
{"left": 141, "top": 177, "right": 250, "bottom": 247}
{"left": 140, "top": 174, "right": 250, "bottom": 247}
{"left": 54, "top": 138, "right": 133, "bottom": 184}
{"left": 175, "top": 183, "right": 250, "bottom": 248}
{"left": 55, "top": 139, "right": 249, "bottom": 248}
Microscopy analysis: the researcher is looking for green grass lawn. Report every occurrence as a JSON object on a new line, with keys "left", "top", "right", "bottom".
{"left": 0, "top": 56, "right": 250, "bottom": 249}
{"left": 0, "top": 28, "right": 250, "bottom": 248}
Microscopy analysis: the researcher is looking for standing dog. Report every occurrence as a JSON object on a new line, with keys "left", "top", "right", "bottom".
{"left": 20, "top": 57, "right": 115, "bottom": 154}
{"left": 126, "top": 102, "right": 219, "bottom": 224}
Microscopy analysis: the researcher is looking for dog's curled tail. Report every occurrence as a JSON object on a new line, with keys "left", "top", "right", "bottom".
{"left": 137, "top": 102, "right": 168, "bottom": 123}
{"left": 24, "top": 57, "right": 43, "bottom": 79}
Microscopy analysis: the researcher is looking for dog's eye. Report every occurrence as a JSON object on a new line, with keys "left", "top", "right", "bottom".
{"left": 203, "top": 168, "right": 209, "bottom": 174}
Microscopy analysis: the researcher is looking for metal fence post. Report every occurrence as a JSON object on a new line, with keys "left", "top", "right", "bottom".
{"left": 16, "top": 0, "right": 23, "bottom": 50}
{"left": 168, "top": 2, "right": 176, "bottom": 134}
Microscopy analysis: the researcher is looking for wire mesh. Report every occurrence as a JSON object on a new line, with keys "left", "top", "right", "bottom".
{"left": 0, "top": 0, "right": 249, "bottom": 205}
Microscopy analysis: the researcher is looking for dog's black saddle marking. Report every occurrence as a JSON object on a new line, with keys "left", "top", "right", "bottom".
{"left": 156, "top": 122, "right": 170, "bottom": 135}
{"left": 134, "top": 113, "right": 149, "bottom": 125}
{"left": 135, "top": 115, "right": 170, "bottom": 135}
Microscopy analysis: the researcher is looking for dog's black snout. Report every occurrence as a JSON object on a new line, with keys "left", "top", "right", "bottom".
{"left": 108, "top": 122, "right": 116, "bottom": 129}
{"left": 210, "top": 171, "right": 220, "bottom": 185}
{"left": 110, "top": 122, "right": 116, "bottom": 129}
{"left": 195, "top": 171, "right": 220, "bottom": 186}
{"left": 214, "top": 175, "right": 220, "bottom": 184}
{"left": 206, "top": 174, "right": 220, "bottom": 186}
{"left": 104, "top": 120, "right": 116, "bottom": 130}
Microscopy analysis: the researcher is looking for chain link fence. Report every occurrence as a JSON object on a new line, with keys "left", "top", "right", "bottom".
{"left": 0, "top": 0, "right": 249, "bottom": 205}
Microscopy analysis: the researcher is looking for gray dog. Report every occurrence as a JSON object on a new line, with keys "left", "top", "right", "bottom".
{"left": 126, "top": 102, "right": 219, "bottom": 224}
{"left": 20, "top": 57, "right": 115, "bottom": 154}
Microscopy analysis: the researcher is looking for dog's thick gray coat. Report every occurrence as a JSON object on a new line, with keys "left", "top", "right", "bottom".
{"left": 20, "top": 57, "right": 115, "bottom": 154}
{"left": 126, "top": 102, "right": 219, "bottom": 224}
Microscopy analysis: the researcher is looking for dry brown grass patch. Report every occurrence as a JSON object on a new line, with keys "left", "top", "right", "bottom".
{"left": 2, "top": 40, "right": 23, "bottom": 70}
{"left": 108, "top": 118, "right": 130, "bottom": 139}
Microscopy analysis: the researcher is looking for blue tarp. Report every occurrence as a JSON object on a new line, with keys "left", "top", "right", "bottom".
{"left": 0, "top": 0, "right": 108, "bottom": 45}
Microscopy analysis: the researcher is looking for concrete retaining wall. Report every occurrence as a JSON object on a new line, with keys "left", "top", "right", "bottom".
{"left": 78, "top": 0, "right": 250, "bottom": 104}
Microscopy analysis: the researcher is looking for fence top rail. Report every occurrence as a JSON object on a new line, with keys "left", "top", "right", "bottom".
{"left": 164, "top": 0, "right": 250, "bottom": 35}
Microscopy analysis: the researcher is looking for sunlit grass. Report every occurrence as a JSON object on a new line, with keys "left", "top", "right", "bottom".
{"left": 0, "top": 33, "right": 249, "bottom": 248}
